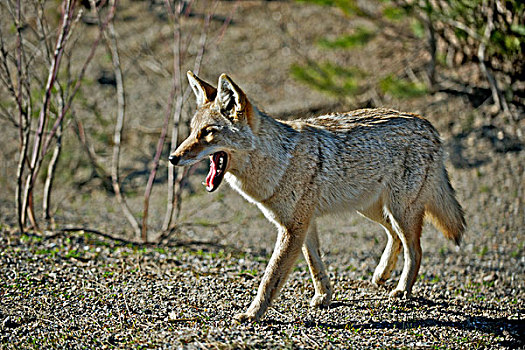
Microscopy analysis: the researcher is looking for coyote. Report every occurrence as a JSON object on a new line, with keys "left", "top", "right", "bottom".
{"left": 169, "top": 72, "right": 465, "bottom": 322}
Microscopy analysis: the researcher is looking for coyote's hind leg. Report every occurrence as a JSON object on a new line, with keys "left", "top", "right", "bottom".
{"left": 385, "top": 205, "right": 424, "bottom": 298}
{"left": 302, "top": 221, "right": 332, "bottom": 307}
{"left": 358, "top": 200, "right": 402, "bottom": 286}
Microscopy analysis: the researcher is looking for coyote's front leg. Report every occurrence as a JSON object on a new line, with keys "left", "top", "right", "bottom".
{"left": 302, "top": 222, "right": 332, "bottom": 307}
{"left": 235, "top": 223, "right": 309, "bottom": 322}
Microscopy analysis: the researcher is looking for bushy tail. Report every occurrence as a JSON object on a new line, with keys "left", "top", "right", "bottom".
{"left": 425, "top": 167, "right": 466, "bottom": 245}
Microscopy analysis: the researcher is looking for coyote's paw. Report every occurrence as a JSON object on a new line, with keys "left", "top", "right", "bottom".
{"left": 389, "top": 289, "right": 409, "bottom": 299}
{"left": 372, "top": 274, "right": 388, "bottom": 287}
{"left": 234, "top": 312, "right": 258, "bottom": 323}
{"left": 310, "top": 293, "right": 331, "bottom": 308}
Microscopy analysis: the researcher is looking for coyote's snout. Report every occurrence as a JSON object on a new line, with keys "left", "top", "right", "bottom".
{"left": 170, "top": 72, "right": 466, "bottom": 322}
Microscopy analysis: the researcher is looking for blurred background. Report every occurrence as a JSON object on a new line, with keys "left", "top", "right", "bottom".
{"left": 0, "top": 0, "right": 523, "bottom": 250}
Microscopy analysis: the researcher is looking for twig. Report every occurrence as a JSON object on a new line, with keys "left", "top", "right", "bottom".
{"left": 160, "top": 0, "right": 184, "bottom": 236}
{"left": 424, "top": 0, "right": 436, "bottom": 87}
{"left": 20, "top": 0, "right": 77, "bottom": 230}
{"left": 56, "top": 227, "right": 140, "bottom": 245}
{"left": 28, "top": 0, "right": 75, "bottom": 183}
{"left": 142, "top": 73, "right": 175, "bottom": 238}
{"left": 49, "top": 226, "right": 241, "bottom": 251}
{"left": 167, "top": 317, "right": 203, "bottom": 323}
{"left": 141, "top": 0, "right": 190, "bottom": 238}
{"left": 3, "top": 0, "right": 32, "bottom": 234}
{"left": 40, "top": 0, "right": 116, "bottom": 159}
{"left": 16, "top": 119, "right": 30, "bottom": 234}
{"left": 72, "top": 117, "right": 112, "bottom": 190}
{"left": 97, "top": 0, "right": 142, "bottom": 237}
{"left": 477, "top": 0, "right": 512, "bottom": 119}
{"left": 18, "top": 0, "right": 116, "bottom": 233}
{"left": 162, "top": 0, "right": 216, "bottom": 232}
{"left": 42, "top": 121, "right": 62, "bottom": 221}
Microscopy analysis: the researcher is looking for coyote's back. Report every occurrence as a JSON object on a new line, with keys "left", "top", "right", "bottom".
{"left": 282, "top": 108, "right": 465, "bottom": 244}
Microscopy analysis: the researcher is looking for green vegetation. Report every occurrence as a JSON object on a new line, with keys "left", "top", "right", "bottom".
{"left": 293, "top": 0, "right": 524, "bottom": 108}
{"left": 379, "top": 75, "right": 428, "bottom": 98}
{"left": 317, "top": 27, "right": 376, "bottom": 49}
{"left": 290, "top": 62, "right": 366, "bottom": 96}
{"left": 296, "top": 0, "right": 363, "bottom": 15}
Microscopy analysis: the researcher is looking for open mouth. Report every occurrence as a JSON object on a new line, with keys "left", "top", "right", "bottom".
{"left": 204, "top": 151, "right": 228, "bottom": 192}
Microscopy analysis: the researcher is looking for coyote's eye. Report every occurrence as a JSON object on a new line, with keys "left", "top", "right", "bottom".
{"left": 199, "top": 126, "right": 219, "bottom": 138}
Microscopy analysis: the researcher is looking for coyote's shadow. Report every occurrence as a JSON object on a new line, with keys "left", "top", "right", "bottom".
{"left": 302, "top": 315, "right": 524, "bottom": 348}
{"left": 281, "top": 297, "right": 525, "bottom": 348}
{"left": 447, "top": 124, "right": 523, "bottom": 169}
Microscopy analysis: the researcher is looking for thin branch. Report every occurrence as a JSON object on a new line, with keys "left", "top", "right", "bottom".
{"left": 424, "top": 0, "right": 436, "bottom": 87}
{"left": 18, "top": 0, "right": 116, "bottom": 232}
{"left": 40, "top": 0, "right": 116, "bottom": 159}
{"left": 0, "top": 27, "right": 23, "bottom": 127}
{"left": 42, "top": 8, "right": 84, "bottom": 224}
{"left": 105, "top": 0, "right": 141, "bottom": 237}
{"left": 72, "top": 117, "right": 112, "bottom": 189}
{"left": 21, "top": 0, "right": 77, "bottom": 230}
{"left": 151, "top": 0, "right": 182, "bottom": 239}
{"left": 16, "top": 116, "right": 30, "bottom": 234}
{"left": 28, "top": 0, "right": 74, "bottom": 176}
{"left": 43, "top": 122, "right": 62, "bottom": 221}
{"left": 477, "top": 0, "right": 511, "bottom": 119}
{"left": 162, "top": 0, "right": 217, "bottom": 232}
{"left": 34, "top": 0, "right": 53, "bottom": 66}
{"left": 89, "top": 0, "right": 140, "bottom": 237}
{"left": 143, "top": 74, "right": 176, "bottom": 237}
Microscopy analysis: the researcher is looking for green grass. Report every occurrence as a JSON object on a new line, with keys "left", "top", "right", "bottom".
{"left": 290, "top": 61, "right": 366, "bottom": 96}
{"left": 479, "top": 185, "right": 490, "bottom": 193}
{"left": 318, "top": 27, "right": 376, "bottom": 49}
{"left": 382, "top": 5, "right": 408, "bottom": 21}
{"left": 379, "top": 75, "right": 428, "bottom": 98}
{"left": 295, "top": 0, "right": 363, "bottom": 15}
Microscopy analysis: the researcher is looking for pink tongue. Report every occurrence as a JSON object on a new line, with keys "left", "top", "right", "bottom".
{"left": 205, "top": 155, "right": 218, "bottom": 190}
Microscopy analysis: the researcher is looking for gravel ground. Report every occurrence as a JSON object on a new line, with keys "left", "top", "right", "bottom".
{"left": 0, "top": 227, "right": 523, "bottom": 349}
{"left": 1, "top": 0, "right": 524, "bottom": 348}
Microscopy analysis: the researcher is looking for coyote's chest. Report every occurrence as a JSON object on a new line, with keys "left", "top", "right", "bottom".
{"left": 225, "top": 173, "right": 282, "bottom": 228}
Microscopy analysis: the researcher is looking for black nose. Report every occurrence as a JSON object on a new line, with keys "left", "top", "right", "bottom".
{"left": 169, "top": 154, "right": 180, "bottom": 165}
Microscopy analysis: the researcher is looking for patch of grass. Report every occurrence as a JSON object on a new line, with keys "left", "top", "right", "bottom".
{"left": 194, "top": 218, "right": 216, "bottom": 227}
{"left": 65, "top": 249, "right": 81, "bottom": 259}
{"left": 379, "top": 75, "right": 428, "bottom": 98}
{"left": 35, "top": 249, "right": 52, "bottom": 255}
{"left": 154, "top": 247, "right": 167, "bottom": 254}
{"left": 479, "top": 185, "right": 490, "bottom": 193}
{"left": 290, "top": 61, "right": 366, "bottom": 97}
{"left": 295, "top": 0, "right": 363, "bottom": 15}
{"left": 382, "top": 5, "right": 408, "bottom": 21}
{"left": 192, "top": 249, "right": 227, "bottom": 260}
{"left": 439, "top": 246, "right": 448, "bottom": 256}
{"left": 410, "top": 18, "right": 425, "bottom": 38}
{"left": 511, "top": 242, "right": 523, "bottom": 258}
{"left": 462, "top": 113, "right": 476, "bottom": 132}
{"left": 477, "top": 245, "right": 488, "bottom": 257}
{"left": 345, "top": 264, "right": 357, "bottom": 271}
{"left": 318, "top": 27, "right": 376, "bottom": 49}
{"left": 239, "top": 269, "right": 258, "bottom": 276}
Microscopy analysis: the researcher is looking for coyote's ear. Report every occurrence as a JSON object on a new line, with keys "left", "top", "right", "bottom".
{"left": 217, "top": 74, "right": 247, "bottom": 116}
{"left": 187, "top": 71, "right": 216, "bottom": 107}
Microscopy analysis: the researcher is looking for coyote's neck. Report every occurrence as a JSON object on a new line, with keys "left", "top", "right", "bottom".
{"left": 225, "top": 108, "right": 299, "bottom": 203}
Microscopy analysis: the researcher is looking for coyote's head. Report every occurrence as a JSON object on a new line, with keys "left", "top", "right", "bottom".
{"left": 169, "top": 72, "right": 257, "bottom": 192}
